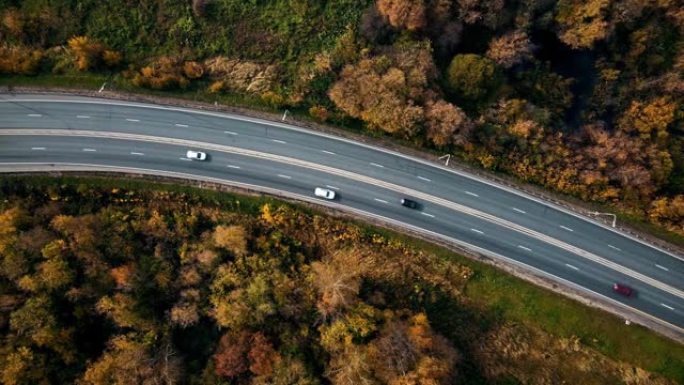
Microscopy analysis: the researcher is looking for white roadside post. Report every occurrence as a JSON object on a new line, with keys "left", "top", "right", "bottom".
{"left": 438, "top": 154, "right": 451, "bottom": 166}
{"left": 589, "top": 211, "right": 617, "bottom": 227}
{"left": 281, "top": 110, "right": 289, "bottom": 121}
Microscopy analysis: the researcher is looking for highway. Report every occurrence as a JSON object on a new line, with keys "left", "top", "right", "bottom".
{"left": 0, "top": 94, "right": 683, "bottom": 338}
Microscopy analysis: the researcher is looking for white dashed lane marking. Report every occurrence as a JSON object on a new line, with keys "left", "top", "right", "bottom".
{"left": 560, "top": 225, "right": 574, "bottom": 232}
{"left": 661, "top": 303, "right": 675, "bottom": 311}
{"left": 126, "top": 118, "right": 140, "bottom": 122}
{"left": 421, "top": 212, "right": 435, "bottom": 218}
{"left": 370, "top": 162, "right": 384, "bottom": 168}
{"left": 608, "top": 244, "right": 622, "bottom": 251}
{"left": 325, "top": 185, "right": 340, "bottom": 190}
{"left": 82, "top": 148, "right": 97, "bottom": 152}
{"left": 513, "top": 207, "right": 526, "bottom": 214}
{"left": 517, "top": 245, "right": 532, "bottom": 252}
{"left": 27, "top": 113, "right": 42, "bottom": 117}
{"left": 175, "top": 123, "right": 189, "bottom": 128}
{"left": 272, "top": 139, "right": 287, "bottom": 144}
{"left": 565, "top": 264, "right": 579, "bottom": 271}
{"left": 374, "top": 198, "right": 388, "bottom": 204}
{"left": 655, "top": 264, "right": 669, "bottom": 272}
{"left": 130, "top": 152, "right": 145, "bottom": 156}
{"left": 417, "top": 176, "right": 431, "bottom": 182}
{"left": 321, "top": 150, "right": 336, "bottom": 155}
{"left": 76, "top": 115, "right": 90, "bottom": 119}
{"left": 465, "top": 191, "right": 479, "bottom": 197}
{"left": 277, "top": 174, "right": 291, "bottom": 179}
{"left": 224, "top": 131, "right": 238, "bottom": 135}
{"left": 470, "top": 228, "right": 484, "bottom": 234}
{"left": 31, "top": 147, "right": 46, "bottom": 150}
{"left": 227, "top": 165, "right": 241, "bottom": 169}
{"left": 179, "top": 157, "right": 191, "bottom": 161}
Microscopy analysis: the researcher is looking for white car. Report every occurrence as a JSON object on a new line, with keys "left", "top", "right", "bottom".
{"left": 314, "top": 187, "right": 336, "bottom": 200}
{"left": 186, "top": 150, "right": 207, "bottom": 161}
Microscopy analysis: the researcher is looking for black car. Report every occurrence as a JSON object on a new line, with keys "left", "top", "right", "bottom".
{"left": 401, "top": 198, "right": 418, "bottom": 209}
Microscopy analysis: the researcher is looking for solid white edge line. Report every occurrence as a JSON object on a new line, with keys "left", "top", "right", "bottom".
{"left": 2, "top": 162, "right": 683, "bottom": 339}
{"left": 4, "top": 97, "right": 683, "bottom": 264}
{"left": 565, "top": 263, "right": 579, "bottom": 271}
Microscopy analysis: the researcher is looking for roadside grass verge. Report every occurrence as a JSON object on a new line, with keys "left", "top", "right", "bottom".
{"left": 1, "top": 174, "right": 683, "bottom": 382}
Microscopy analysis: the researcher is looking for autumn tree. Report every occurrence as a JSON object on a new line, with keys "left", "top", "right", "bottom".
{"left": 311, "top": 249, "right": 367, "bottom": 318}
{"left": 367, "top": 313, "right": 458, "bottom": 384}
{"left": 68, "top": 36, "right": 121, "bottom": 71}
{"left": 0, "top": 45, "right": 44, "bottom": 75}
{"left": 446, "top": 54, "right": 502, "bottom": 104}
{"left": 81, "top": 335, "right": 182, "bottom": 385}
{"left": 486, "top": 30, "right": 534, "bottom": 68}
{"left": 0, "top": 346, "right": 48, "bottom": 385}
{"left": 424, "top": 99, "right": 472, "bottom": 148}
{"left": 456, "top": 0, "right": 505, "bottom": 28}
{"left": 556, "top": 0, "right": 611, "bottom": 49}
{"left": 617, "top": 97, "right": 676, "bottom": 143}
{"left": 214, "top": 331, "right": 250, "bottom": 378}
{"left": 376, "top": 0, "right": 427, "bottom": 31}
{"left": 329, "top": 41, "right": 437, "bottom": 137}
{"left": 213, "top": 225, "right": 248, "bottom": 256}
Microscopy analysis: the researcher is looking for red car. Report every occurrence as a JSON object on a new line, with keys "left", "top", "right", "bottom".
{"left": 613, "top": 283, "right": 633, "bottom": 297}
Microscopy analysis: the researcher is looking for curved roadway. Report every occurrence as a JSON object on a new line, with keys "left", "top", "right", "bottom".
{"left": 0, "top": 94, "right": 683, "bottom": 338}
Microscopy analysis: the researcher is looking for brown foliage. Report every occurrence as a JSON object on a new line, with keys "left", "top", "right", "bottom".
{"left": 248, "top": 332, "right": 280, "bottom": 376}
{"left": 556, "top": 0, "right": 611, "bottom": 49}
{"left": 213, "top": 225, "right": 248, "bottom": 256}
{"left": 132, "top": 57, "right": 191, "bottom": 90}
{"left": 328, "top": 41, "right": 436, "bottom": 136}
{"left": 457, "top": 0, "right": 504, "bottom": 27}
{"left": 68, "top": 36, "right": 120, "bottom": 71}
{"left": 486, "top": 30, "right": 534, "bottom": 68}
{"left": 311, "top": 249, "right": 366, "bottom": 318}
{"left": 376, "top": 0, "right": 427, "bottom": 31}
{"left": 0, "top": 45, "right": 43, "bottom": 75}
{"left": 424, "top": 99, "right": 472, "bottom": 147}
{"left": 214, "top": 331, "right": 250, "bottom": 378}
{"left": 617, "top": 97, "right": 676, "bottom": 143}
{"left": 183, "top": 61, "right": 204, "bottom": 79}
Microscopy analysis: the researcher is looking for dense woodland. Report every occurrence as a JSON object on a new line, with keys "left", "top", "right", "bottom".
{"left": 0, "top": 0, "right": 682, "bottom": 235}
{"left": 0, "top": 179, "right": 681, "bottom": 385}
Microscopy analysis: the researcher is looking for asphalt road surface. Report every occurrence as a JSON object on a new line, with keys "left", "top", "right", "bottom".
{"left": 0, "top": 94, "right": 682, "bottom": 338}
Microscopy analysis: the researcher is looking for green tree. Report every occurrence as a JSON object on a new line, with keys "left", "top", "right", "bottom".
{"left": 446, "top": 54, "right": 502, "bottom": 106}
